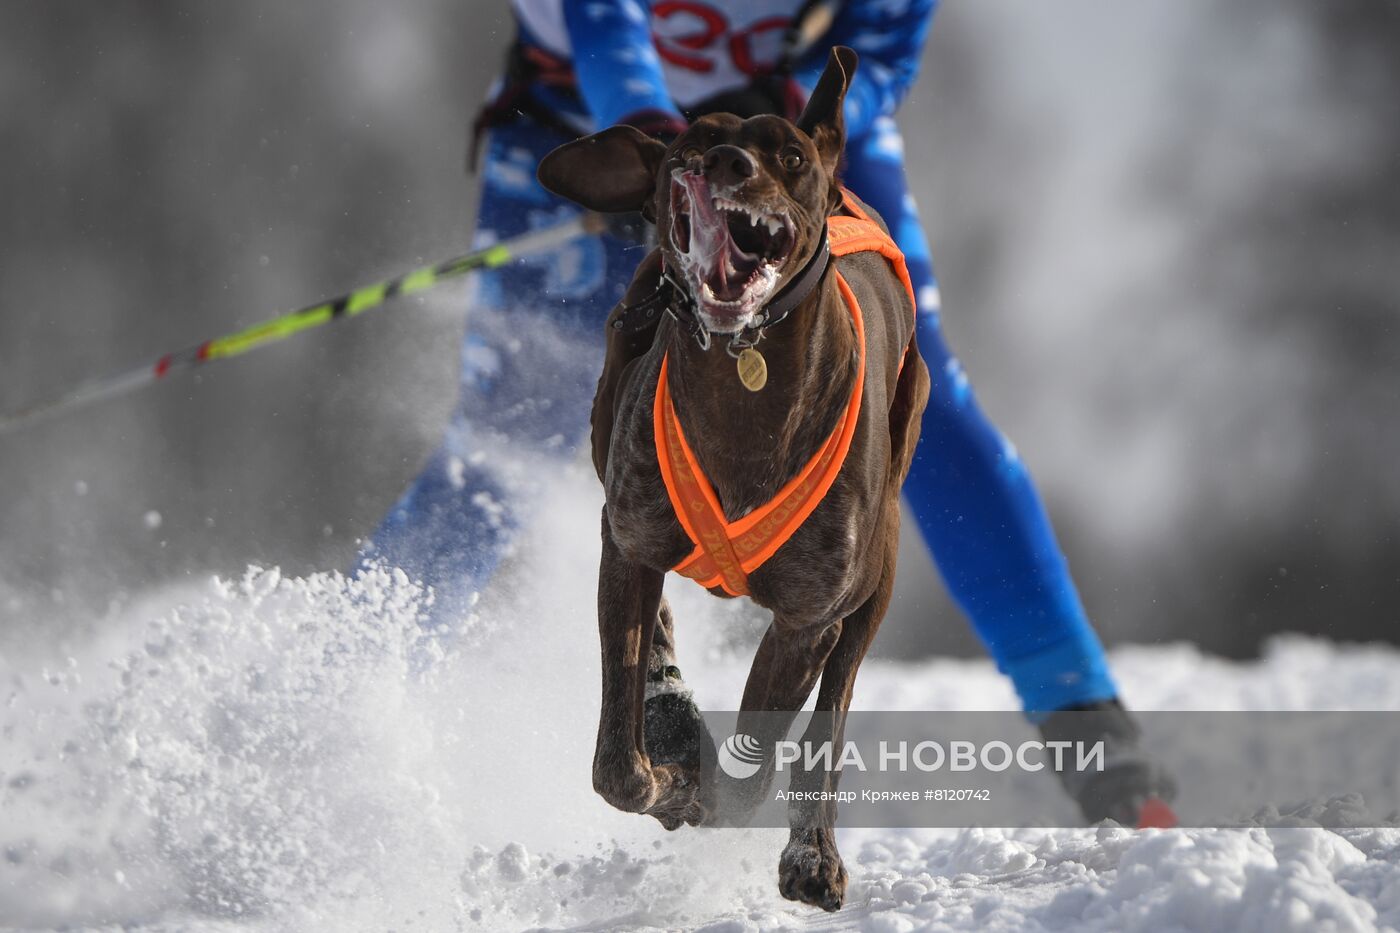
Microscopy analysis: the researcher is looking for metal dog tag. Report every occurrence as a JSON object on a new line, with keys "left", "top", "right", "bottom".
{"left": 737, "top": 347, "right": 768, "bottom": 392}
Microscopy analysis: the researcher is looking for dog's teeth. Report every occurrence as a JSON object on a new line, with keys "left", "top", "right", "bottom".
{"left": 765, "top": 217, "right": 780, "bottom": 236}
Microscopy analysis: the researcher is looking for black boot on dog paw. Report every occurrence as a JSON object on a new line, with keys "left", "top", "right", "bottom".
{"left": 644, "top": 663, "right": 715, "bottom": 776}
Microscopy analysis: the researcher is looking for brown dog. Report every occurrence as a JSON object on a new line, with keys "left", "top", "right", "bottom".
{"left": 537, "top": 48, "right": 930, "bottom": 911}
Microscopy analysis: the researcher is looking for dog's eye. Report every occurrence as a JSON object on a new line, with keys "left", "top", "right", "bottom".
{"left": 781, "top": 150, "right": 804, "bottom": 172}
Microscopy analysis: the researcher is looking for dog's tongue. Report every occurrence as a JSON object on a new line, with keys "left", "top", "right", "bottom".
{"left": 678, "top": 171, "right": 752, "bottom": 299}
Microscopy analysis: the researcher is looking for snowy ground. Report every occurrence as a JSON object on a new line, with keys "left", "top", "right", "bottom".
{"left": 4, "top": 466, "right": 1400, "bottom": 932}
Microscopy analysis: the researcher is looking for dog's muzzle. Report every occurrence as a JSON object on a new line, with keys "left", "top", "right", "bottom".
{"left": 668, "top": 168, "right": 795, "bottom": 330}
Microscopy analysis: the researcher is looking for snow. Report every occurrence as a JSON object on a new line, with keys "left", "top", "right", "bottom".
{"left": 3, "top": 466, "right": 1399, "bottom": 931}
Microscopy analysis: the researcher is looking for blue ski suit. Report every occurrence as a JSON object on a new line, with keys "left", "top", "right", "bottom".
{"left": 364, "top": 0, "right": 1117, "bottom": 719}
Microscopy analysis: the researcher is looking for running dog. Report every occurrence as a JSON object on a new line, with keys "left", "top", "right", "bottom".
{"left": 537, "top": 48, "right": 929, "bottom": 912}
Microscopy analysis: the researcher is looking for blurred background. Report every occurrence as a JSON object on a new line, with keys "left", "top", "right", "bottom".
{"left": 0, "top": 1, "right": 1395, "bottom": 658}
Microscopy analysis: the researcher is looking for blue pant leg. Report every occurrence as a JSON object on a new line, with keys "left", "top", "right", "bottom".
{"left": 362, "top": 121, "right": 635, "bottom": 622}
{"left": 843, "top": 120, "right": 1117, "bottom": 718}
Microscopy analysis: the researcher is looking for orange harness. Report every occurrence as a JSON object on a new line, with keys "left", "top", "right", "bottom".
{"left": 654, "top": 197, "right": 915, "bottom": 596}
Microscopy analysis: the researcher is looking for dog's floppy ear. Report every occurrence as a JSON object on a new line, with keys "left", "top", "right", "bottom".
{"left": 796, "top": 46, "right": 858, "bottom": 174}
{"left": 537, "top": 125, "right": 668, "bottom": 214}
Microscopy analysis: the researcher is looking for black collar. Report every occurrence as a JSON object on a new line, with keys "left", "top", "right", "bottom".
{"left": 612, "top": 227, "right": 831, "bottom": 352}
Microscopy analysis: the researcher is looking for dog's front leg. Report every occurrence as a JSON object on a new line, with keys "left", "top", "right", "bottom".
{"left": 706, "top": 618, "right": 842, "bottom": 832}
{"left": 779, "top": 528, "right": 901, "bottom": 912}
{"left": 593, "top": 508, "right": 701, "bottom": 825}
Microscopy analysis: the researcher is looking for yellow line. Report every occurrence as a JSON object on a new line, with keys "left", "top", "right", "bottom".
{"left": 204, "top": 304, "right": 333, "bottom": 359}
{"left": 400, "top": 267, "right": 438, "bottom": 295}
{"left": 482, "top": 245, "right": 512, "bottom": 268}
{"left": 346, "top": 283, "right": 387, "bottom": 316}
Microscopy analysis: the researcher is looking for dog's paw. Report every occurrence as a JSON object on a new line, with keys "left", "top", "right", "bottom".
{"left": 593, "top": 760, "right": 710, "bottom": 827}
{"left": 645, "top": 762, "right": 711, "bottom": 830}
{"left": 593, "top": 762, "right": 666, "bottom": 814}
{"left": 644, "top": 688, "right": 715, "bottom": 777}
{"left": 653, "top": 812, "right": 685, "bottom": 831}
{"left": 778, "top": 830, "right": 847, "bottom": 912}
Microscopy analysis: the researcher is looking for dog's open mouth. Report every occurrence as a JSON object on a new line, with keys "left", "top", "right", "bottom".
{"left": 669, "top": 169, "right": 795, "bottom": 330}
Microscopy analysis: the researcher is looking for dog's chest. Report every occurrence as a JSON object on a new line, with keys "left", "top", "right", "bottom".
{"left": 601, "top": 328, "right": 890, "bottom": 620}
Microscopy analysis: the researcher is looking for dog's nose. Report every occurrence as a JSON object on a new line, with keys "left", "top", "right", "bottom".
{"left": 703, "top": 145, "right": 757, "bottom": 186}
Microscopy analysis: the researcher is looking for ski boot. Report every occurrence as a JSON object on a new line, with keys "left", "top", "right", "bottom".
{"left": 1039, "top": 699, "right": 1178, "bottom": 828}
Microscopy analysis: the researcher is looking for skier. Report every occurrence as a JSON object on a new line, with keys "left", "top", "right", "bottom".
{"left": 362, "top": 0, "right": 1176, "bottom": 826}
